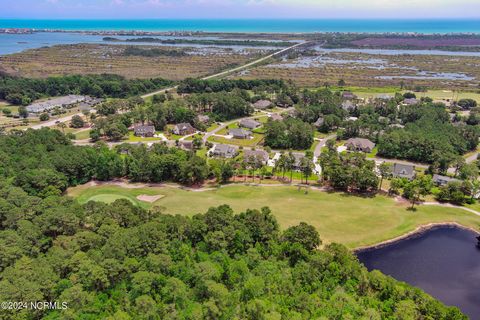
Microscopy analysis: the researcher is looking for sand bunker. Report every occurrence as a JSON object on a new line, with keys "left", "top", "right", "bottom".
{"left": 136, "top": 194, "right": 164, "bottom": 203}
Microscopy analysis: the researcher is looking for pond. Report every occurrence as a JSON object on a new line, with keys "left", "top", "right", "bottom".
{"left": 357, "top": 226, "right": 480, "bottom": 319}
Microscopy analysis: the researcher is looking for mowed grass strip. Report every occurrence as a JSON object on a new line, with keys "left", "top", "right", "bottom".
{"left": 67, "top": 184, "right": 480, "bottom": 248}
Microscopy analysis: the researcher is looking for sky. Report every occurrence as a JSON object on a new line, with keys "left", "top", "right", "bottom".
{"left": 1, "top": 0, "right": 479, "bottom": 19}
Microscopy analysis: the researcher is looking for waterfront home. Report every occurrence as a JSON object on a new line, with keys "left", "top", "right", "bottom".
{"left": 229, "top": 128, "right": 252, "bottom": 139}
{"left": 239, "top": 119, "right": 261, "bottom": 129}
{"left": 392, "top": 163, "right": 415, "bottom": 180}
{"left": 134, "top": 125, "right": 156, "bottom": 137}
{"left": 345, "top": 138, "right": 375, "bottom": 153}
{"left": 173, "top": 123, "right": 196, "bottom": 136}
{"left": 244, "top": 149, "right": 269, "bottom": 165}
{"left": 211, "top": 144, "right": 238, "bottom": 158}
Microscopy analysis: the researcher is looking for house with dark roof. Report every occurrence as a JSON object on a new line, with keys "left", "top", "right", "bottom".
{"left": 134, "top": 125, "right": 156, "bottom": 137}
{"left": 345, "top": 138, "right": 376, "bottom": 153}
{"left": 173, "top": 123, "right": 196, "bottom": 136}
{"left": 244, "top": 149, "right": 269, "bottom": 165}
{"left": 292, "top": 153, "right": 306, "bottom": 170}
{"left": 393, "top": 163, "right": 415, "bottom": 180}
{"left": 432, "top": 174, "right": 461, "bottom": 186}
{"left": 211, "top": 144, "right": 238, "bottom": 158}
{"left": 253, "top": 100, "right": 272, "bottom": 110}
{"left": 229, "top": 128, "right": 252, "bottom": 139}
{"left": 239, "top": 119, "right": 261, "bottom": 129}
{"left": 179, "top": 140, "right": 193, "bottom": 151}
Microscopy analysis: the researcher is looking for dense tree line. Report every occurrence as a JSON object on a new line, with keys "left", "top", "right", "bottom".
{"left": 104, "top": 37, "right": 293, "bottom": 47}
{"left": 123, "top": 46, "right": 187, "bottom": 57}
{"left": 0, "top": 129, "right": 211, "bottom": 197}
{"left": 264, "top": 117, "right": 314, "bottom": 150}
{"left": 319, "top": 140, "right": 379, "bottom": 192}
{"left": 378, "top": 104, "right": 479, "bottom": 164}
{"left": 177, "top": 78, "right": 287, "bottom": 94}
{"left": 0, "top": 183, "right": 466, "bottom": 319}
{"left": 0, "top": 73, "right": 173, "bottom": 106}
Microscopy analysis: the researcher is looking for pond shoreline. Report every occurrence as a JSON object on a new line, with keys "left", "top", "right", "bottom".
{"left": 354, "top": 222, "right": 480, "bottom": 253}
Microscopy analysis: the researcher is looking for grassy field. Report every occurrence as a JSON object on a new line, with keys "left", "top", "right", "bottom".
{"left": 208, "top": 133, "right": 264, "bottom": 147}
{"left": 0, "top": 44, "right": 264, "bottom": 80}
{"left": 67, "top": 183, "right": 480, "bottom": 249}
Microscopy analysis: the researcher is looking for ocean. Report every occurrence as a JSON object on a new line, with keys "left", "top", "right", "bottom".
{"left": 1, "top": 19, "right": 480, "bottom": 33}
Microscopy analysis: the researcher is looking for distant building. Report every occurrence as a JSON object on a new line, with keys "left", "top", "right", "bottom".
{"left": 345, "top": 138, "right": 376, "bottom": 153}
{"left": 253, "top": 100, "right": 272, "bottom": 110}
{"left": 179, "top": 140, "right": 193, "bottom": 151}
{"left": 244, "top": 149, "right": 269, "bottom": 165}
{"left": 173, "top": 123, "right": 196, "bottom": 136}
{"left": 346, "top": 116, "right": 358, "bottom": 122}
{"left": 432, "top": 174, "right": 461, "bottom": 186}
{"left": 392, "top": 163, "right": 415, "bottom": 180}
{"left": 229, "top": 128, "right": 252, "bottom": 139}
{"left": 376, "top": 94, "right": 393, "bottom": 101}
{"left": 134, "top": 125, "right": 156, "bottom": 137}
{"left": 26, "top": 95, "right": 88, "bottom": 114}
{"left": 239, "top": 119, "right": 261, "bottom": 129}
{"left": 211, "top": 144, "right": 238, "bottom": 158}
{"left": 292, "top": 153, "right": 306, "bottom": 170}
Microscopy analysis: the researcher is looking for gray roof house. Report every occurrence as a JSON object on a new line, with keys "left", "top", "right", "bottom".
{"left": 229, "top": 128, "right": 252, "bottom": 139}
{"left": 432, "top": 174, "right": 461, "bottom": 186}
{"left": 270, "top": 114, "right": 283, "bottom": 121}
{"left": 345, "top": 138, "right": 376, "bottom": 153}
{"left": 393, "top": 163, "right": 415, "bottom": 180}
{"left": 134, "top": 125, "right": 156, "bottom": 137}
{"left": 244, "top": 149, "right": 269, "bottom": 165}
{"left": 197, "top": 115, "right": 210, "bottom": 124}
{"left": 314, "top": 117, "right": 324, "bottom": 127}
{"left": 342, "top": 91, "right": 357, "bottom": 100}
{"left": 403, "top": 98, "right": 420, "bottom": 105}
{"left": 212, "top": 144, "right": 238, "bottom": 158}
{"left": 292, "top": 153, "right": 306, "bottom": 170}
{"left": 173, "top": 123, "right": 196, "bottom": 136}
{"left": 239, "top": 119, "right": 261, "bottom": 129}
{"left": 253, "top": 100, "right": 272, "bottom": 110}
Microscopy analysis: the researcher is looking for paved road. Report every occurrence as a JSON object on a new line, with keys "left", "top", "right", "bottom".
{"left": 141, "top": 42, "right": 309, "bottom": 99}
{"left": 29, "top": 112, "right": 84, "bottom": 130}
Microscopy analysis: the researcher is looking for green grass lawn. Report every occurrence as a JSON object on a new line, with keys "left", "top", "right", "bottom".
{"left": 67, "top": 184, "right": 480, "bottom": 249}
{"left": 126, "top": 131, "right": 164, "bottom": 142}
{"left": 206, "top": 123, "right": 220, "bottom": 132}
{"left": 74, "top": 129, "right": 91, "bottom": 140}
{"left": 208, "top": 133, "right": 264, "bottom": 147}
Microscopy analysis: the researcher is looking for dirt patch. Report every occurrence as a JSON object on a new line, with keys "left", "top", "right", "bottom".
{"left": 137, "top": 194, "right": 164, "bottom": 203}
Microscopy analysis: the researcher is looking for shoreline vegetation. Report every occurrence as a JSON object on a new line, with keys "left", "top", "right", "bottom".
{"left": 103, "top": 37, "right": 294, "bottom": 47}
{"left": 67, "top": 180, "right": 480, "bottom": 250}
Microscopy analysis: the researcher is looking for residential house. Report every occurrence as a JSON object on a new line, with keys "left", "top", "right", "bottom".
{"left": 134, "top": 125, "right": 156, "bottom": 137}
{"left": 392, "top": 163, "right": 415, "bottom": 180}
{"left": 253, "top": 100, "right": 272, "bottom": 110}
{"left": 270, "top": 114, "right": 283, "bottom": 121}
{"left": 211, "top": 144, "right": 238, "bottom": 158}
{"left": 173, "top": 123, "right": 196, "bottom": 136}
{"left": 197, "top": 115, "right": 210, "bottom": 124}
{"left": 239, "top": 119, "right": 261, "bottom": 129}
{"left": 345, "top": 138, "right": 376, "bottom": 153}
{"left": 403, "top": 98, "right": 419, "bottom": 105}
{"left": 341, "top": 100, "right": 355, "bottom": 111}
{"left": 244, "top": 149, "right": 269, "bottom": 165}
{"left": 342, "top": 91, "right": 357, "bottom": 100}
{"left": 292, "top": 153, "right": 306, "bottom": 170}
{"left": 179, "top": 140, "right": 193, "bottom": 151}
{"left": 229, "top": 128, "right": 252, "bottom": 139}
{"left": 314, "top": 117, "right": 324, "bottom": 128}
{"left": 432, "top": 174, "right": 461, "bottom": 186}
